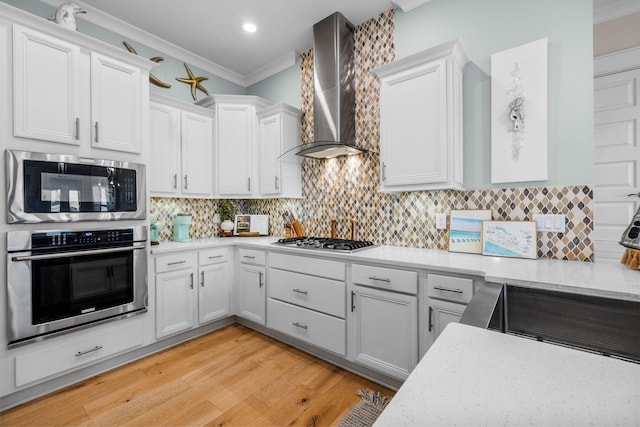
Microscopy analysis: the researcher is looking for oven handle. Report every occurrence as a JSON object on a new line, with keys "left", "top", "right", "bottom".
{"left": 11, "top": 244, "right": 146, "bottom": 262}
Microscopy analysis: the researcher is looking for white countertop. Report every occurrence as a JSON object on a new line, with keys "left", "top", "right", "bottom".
{"left": 374, "top": 323, "right": 640, "bottom": 427}
{"left": 150, "top": 237, "right": 640, "bottom": 301}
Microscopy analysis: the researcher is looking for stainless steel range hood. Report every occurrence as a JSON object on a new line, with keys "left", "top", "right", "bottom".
{"left": 296, "top": 12, "right": 367, "bottom": 159}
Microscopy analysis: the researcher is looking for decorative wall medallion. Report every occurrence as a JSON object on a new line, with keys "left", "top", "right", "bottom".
{"left": 122, "top": 41, "right": 171, "bottom": 88}
{"left": 491, "top": 38, "right": 548, "bottom": 183}
{"left": 176, "top": 63, "right": 209, "bottom": 100}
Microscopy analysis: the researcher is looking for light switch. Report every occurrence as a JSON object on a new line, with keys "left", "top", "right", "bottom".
{"left": 532, "top": 213, "right": 565, "bottom": 233}
{"left": 436, "top": 213, "right": 447, "bottom": 230}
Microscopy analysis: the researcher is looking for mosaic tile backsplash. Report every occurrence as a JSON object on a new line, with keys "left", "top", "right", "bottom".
{"left": 151, "top": 9, "right": 594, "bottom": 261}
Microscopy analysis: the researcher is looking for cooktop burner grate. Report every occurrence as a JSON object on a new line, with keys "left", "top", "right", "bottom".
{"left": 274, "top": 237, "right": 376, "bottom": 252}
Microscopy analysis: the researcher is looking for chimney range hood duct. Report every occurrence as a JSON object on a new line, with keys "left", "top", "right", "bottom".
{"left": 296, "top": 12, "right": 367, "bottom": 159}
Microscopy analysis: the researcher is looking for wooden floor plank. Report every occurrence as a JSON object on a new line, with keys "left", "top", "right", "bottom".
{"left": 0, "top": 324, "right": 395, "bottom": 426}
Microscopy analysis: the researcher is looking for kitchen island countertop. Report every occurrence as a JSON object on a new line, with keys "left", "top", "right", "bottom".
{"left": 374, "top": 322, "right": 640, "bottom": 427}
{"left": 150, "top": 237, "right": 640, "bottom": 301}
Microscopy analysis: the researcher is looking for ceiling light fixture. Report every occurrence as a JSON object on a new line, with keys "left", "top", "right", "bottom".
{"left": 243, "top": 22, "right": 257, "bottom": 33}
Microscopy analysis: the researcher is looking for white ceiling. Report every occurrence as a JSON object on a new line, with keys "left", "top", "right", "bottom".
{"left": 40, "top": 0, "right": 640, "bottom": 86}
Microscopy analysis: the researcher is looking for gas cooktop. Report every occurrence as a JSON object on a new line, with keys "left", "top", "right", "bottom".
{"left": 273, "top": 237, "right": 377, "bottom": 253}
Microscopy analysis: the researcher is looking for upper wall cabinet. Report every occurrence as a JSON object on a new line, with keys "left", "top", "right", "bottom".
{"left": 198, "top": 95, "right": 272, "bottom": 198}
{"left": 149, "top": 95, "right": 213, "bottom": 198}
{"left": 12, "top": 24, "right": 151, "bottom": 153}
{"left": 257, "top": 103, "right": 303, "bottom": 199}
{"left": 372, "top": 39, "right": 469, "bottom": 192}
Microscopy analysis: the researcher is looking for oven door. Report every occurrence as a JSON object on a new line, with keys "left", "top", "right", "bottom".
{"left": 7, "top": 242, "right": 147, "bottom": 346}
{"left": 6, "top": 149, "right": 146, "bottom": 223}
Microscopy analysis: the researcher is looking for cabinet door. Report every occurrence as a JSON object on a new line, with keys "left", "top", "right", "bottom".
{"left": 13, "top": 25, "right": 81, "bottom": 145}
{"left": 181, "top": 111, "right": 213, "bottom": 196}
{"left": 90, "top": 52, "right": 142, "bottom": 153}
{"left": 426, "top": 298, "right": 466, "bottom": 350}
{"left": 379, "top": 58, "right": 447, "bottom": 188}
{"left": 198, "top": 262, "right": 229, "bottom": 325}
{"left": 149, "top": 103, "right": 180, "bottom": 195}
{"left": 217, "top": 104, "right": 254, "bottom": 196}
{"left": 259, "top": 114, "right": 282, "bottom": 196}
{"left": 156, "top": 269, "right": 196, "bottom": 338}
{"left": 238, "top": 264, "right": 266, "bottom": 324}
{"left": 351, "top": 285, "right": 418, "bottom": 380}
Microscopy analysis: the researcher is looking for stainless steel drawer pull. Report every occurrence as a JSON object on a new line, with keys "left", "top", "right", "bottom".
{"left": 368, "top": 276, "right": 391, "bottom": 283}
{"left": 259, "top": 272, "right": 264, "bottom": 288}
{"left": 433, "top": 286, "right": 463, "bottom": 294}
{"left": 201, "top": 271, "right": 205, "bottom": 286}
{"left": 292, "top": 288, "right": 308, "bottom": 295}
{"left": 94, "top": 122, "right": 99, "bottom": 142}
{"left": 75, "top": 345, "right": 103, "bottom": 357}
{"left": 208, "top": 255, "right": 224, "bottom": 259}
{"left": 167, "top": 260, "right": 186, "bottom": 266}
{"left": 428, "top": 306, "right": 433, "bottom": 332}
{"left": 75, "top": 117, "right": 80, "bottom": 140}
{"left": 243, "top": 255, "right": 256, "bottom": 259}
{"left": 173, "top": 174, "right": 177, "bottom": 189}
{"left": 292, "top": 322, "right": 308, "bottom": 330}
{"left": 190, "top": 272, "right": 194, "bottom": 289}
{"left": 184, "top": 175, "right": 188, "bottom": 190}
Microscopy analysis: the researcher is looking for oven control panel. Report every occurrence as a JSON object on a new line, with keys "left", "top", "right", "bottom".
{"left": 32, "top": 228, "right": 134, "bottom": 249}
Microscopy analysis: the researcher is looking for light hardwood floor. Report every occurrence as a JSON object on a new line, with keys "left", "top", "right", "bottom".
{"left": 0, "top": 324, "right": 395, "bottom": 426}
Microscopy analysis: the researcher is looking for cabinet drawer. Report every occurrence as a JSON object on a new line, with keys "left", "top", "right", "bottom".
{"left": 270, "top": 252, "right": 345, "bottom": 281}
{"left": 15, "top": 319, "right": 143, "bottom": 387}
{"left": 238, "top": 248, "right": 265, "bottom": 265}
{"left": 427, "top": 274, "right": 473, "bottom": 303}
{"left": 267, "top": 299, "right": 346, "bottom": 356}
{"left": 155, "top": 252, "right": 196, "bottom": 273}
{"left": 351, "top": 264, "right": 417, "bottom": 295}
{"left": 268, "top": 268, "right": 345, "bottom": 318}
{"left": 199, "top": 247, "right": 228, "bottom": 265}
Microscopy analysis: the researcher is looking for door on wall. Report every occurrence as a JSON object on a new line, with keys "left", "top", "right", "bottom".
{"left": 593, "top": 60, "right": 640, "bottom": 262}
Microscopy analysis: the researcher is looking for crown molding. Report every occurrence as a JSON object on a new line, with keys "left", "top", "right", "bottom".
{"left": 594, "top": 0, "right": 640, "bottom": 24}
{"left": 391, "top": 0, "right": 432, "bottom": 13}
{"left": 244, "top": 50, "right": 299, "bottom": 87}
{"left": 40, "top": 0, "right": 248, "bottom": 87}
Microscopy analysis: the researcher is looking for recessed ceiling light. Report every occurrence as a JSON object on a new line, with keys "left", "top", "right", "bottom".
{"left": 243, "top": 22, "right": 257, "bottom": 33}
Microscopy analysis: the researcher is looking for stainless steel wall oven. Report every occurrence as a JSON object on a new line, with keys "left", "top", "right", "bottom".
{"left": 6, "top": 150, "right": 146, "bottom": 223}
{"left": 6, "top": 226, "right": 147, "bottom": 347}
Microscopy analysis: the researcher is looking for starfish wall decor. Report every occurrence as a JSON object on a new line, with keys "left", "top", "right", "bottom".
{"left": 176, "top": 63, "right": 209, "bottom": 100}
{"left": 122, "top": 41, "right": 171, "bottom": 88}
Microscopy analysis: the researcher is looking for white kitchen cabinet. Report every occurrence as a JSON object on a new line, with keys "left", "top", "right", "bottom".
{"left": 423, "top": 273, "right": 475, "bottom": 353}
{"left": 267, "top": 252, "right": 347, "bottom": 355}
{"left": 238, "top": 249, "right": 266, "bottom": 324}
{"left": 197, "top": 94, "right": 276, "bottom": 198}
{"left": 13, "top": 25, "right": 81, "bottom": 145}
{"left": 257, "top": 103, "right": 303, "bottom": 198}
{"left": 372, "top": 39, "right": 469, "bottom": 192}
{"left": 149, "top": 95, "right": 213, "bottom": 197}
{"left": 14, "top": 317, "right": 143, "bottom": 387}
{"left": 12, "top": 25, "right": 149, "bottom": 153}
{"left": 155, "top": 249, "right": 230, "bottom": 338}
{"left": 349, "top": 264, "right": 418, "bottom": 380}
{"left": 90, "top": 52, "right": 142, "bottom": 153}
{"left": 155, "top": 253, "right": 197, "bottom": 339}
{"left": 198, "top": 248, "right": 230, "bottom": 324}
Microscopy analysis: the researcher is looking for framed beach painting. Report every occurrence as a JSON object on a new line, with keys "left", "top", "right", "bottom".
{"left": 448, "top": 210, "right": 492, "bottom": 254}
{"left": 482, "top": 220, "right": 537, "bottom": 259}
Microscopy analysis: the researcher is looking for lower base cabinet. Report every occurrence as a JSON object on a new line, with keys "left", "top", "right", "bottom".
{"left": 427, "top": 298, "right": 466, "bottom": 342}
{"left": 237, "top": 249, "right": 267, "bottom": 325}
{"left": 155, "top": 249, "right": 230, "bottom": 339}
{"left": 15, "top": 318, "right": 143, "bottom": 387}
{"left": 267, "top": 299, "right": 346, "bottom": 356}
{"left": 350, "top": 285, "right": 418, "bottom": 380}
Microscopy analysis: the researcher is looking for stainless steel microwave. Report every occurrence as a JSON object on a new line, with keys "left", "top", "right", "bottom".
{"left": 5, "top": 150, "right": 146, "bottom": 223}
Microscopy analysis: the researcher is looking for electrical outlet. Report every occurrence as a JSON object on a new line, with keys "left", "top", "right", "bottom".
{"left": 532, "top": 213, "right": 565, "bottom": 233}
{"left": 435, "top": 213, "right": 447, "bottom": 230}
